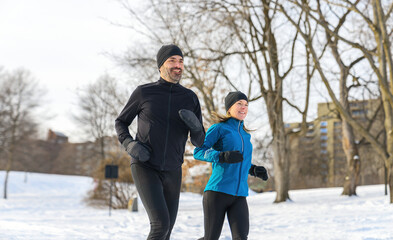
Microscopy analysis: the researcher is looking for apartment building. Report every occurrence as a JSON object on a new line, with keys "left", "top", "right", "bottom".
{"left": 287, "top": 99, "right": 386, "bottom": 189}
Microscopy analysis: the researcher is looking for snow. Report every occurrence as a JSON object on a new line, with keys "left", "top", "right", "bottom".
{"left": 1, "top": 171, "right": 392, "bottom": 240}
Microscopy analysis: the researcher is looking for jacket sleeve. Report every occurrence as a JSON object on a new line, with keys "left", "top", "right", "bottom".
{"left": 189, "top": 93, "right": 205, "bottom": 147}
{"left": 193, "top": 124, "right": 220, "bottom": 163}
{"left": 114, "top": 87, "right": 141, "bottom": 144}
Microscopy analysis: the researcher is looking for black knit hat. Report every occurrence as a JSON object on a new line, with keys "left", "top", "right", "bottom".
{"left": 156, "top": 44, "right": 183, "bottom": 69}
{"left": 225, "top": 91, "right": 248, "bottom": 111}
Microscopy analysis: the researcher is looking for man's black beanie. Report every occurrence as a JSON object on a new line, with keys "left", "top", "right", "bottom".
{"left": 156, "top": 44, "right": 183, "bottom": 69}
{"left": 225, "top": 91, "right": 248, "bottom": 112}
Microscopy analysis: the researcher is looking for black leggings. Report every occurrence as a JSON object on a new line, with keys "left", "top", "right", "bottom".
{"left": 202, "top": 191, "right": 249, "bottom": 240}
{"left": 131, "top": 163, "right": 182, "bottom": 240}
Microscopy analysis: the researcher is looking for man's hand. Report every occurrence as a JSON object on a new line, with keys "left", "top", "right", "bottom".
{"left": 179, "top": 109, "right": 205, "bottom": 147}
{"left": 249, "top": 165, "right": 268, "bottom": 181}
{"left": 179, "top": 109, "right": 203, "bottom": 133}
{"left": 122, "top": 138, "right": 151, "bottom": 162}
{"left": 219, "top": 151, "right": 243, "bottom": 163}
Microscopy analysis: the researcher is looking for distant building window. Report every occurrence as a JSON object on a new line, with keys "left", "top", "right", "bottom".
{"left": 321, "top": 135, "right": 328, "bottom": 140}
{"left": 350, "top": 101, "right": 368, "bottom": 108}
{"left": 321, "top": 150, "right": 328, "bottom": 154}
{"left": 304, "top": 137, "right": 313, "bottom": 142}
{"left": 320, "top": 121, "right": 327, "bottom": 127}
{"left": 334, "top": 121, "right": 341, "bottom": 126}
{"left": 352, "top": 110, "right": 367, "bottom": 116}
{"left": 320, "top": 128, "right": 328, "bottom": 133}
{"left": 321, "top": 142, "right": 327, "bottom": 147}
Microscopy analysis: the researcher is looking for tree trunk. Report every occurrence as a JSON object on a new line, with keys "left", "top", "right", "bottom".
{"left": 272, "top": 133, "right": 290, "bottom": 202}
{"left": 3, "top": 123, "right": 16, "bottom": 199}
{"left": 3, "top": 170, "right": 9, "bottom": 199}
{"left": 3, "top": 145, "right": 14, "bottom": 199}
{"left": 389, "top": 163, "right": 393, "bottom": 203}
{"left": 100, "top": 136, "right": 106, "bottom": 161}
{"left": 340, "top": 86, "right": 360, "bottom": 196}
{"left": 373, "top": 0, "right": 393, "bottom": 203}
{"left": 266, "top": 92, "right": 290, "bottom": 203}
{"left": 341, "top": 119, "right": 360, "bottom": 196}
{"left": 384, "top": 104, "right": 393, "bottom": 202}
{"left": 328, "top": 156, "right": 335, "bottom": 187}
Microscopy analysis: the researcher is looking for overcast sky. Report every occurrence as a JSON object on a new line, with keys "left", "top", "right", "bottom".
{"left": 0, "top": 0, "right": 134, "bottom": 142}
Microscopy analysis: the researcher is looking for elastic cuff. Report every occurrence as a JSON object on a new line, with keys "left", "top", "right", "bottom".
{"left": 121, "top": 137, "right": 133, "bottom": 149}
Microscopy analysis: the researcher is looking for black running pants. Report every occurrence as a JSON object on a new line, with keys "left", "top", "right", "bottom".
{"left": 131, "top": 163, "right": 182, "bottom": 240}
{"left": 202, "top": 190, "right": 249, "bottom": 240}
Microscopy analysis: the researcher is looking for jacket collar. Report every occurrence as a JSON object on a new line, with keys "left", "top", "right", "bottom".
{"left": 158, "top": 77, "right": 179, "bottom": 86}
{"left": 226, "top": 117, "right": 244, "bottom": 128}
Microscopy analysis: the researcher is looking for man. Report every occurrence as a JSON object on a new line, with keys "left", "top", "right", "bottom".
{"left": 115, "top": 44, "right": 205, "bottom": 240}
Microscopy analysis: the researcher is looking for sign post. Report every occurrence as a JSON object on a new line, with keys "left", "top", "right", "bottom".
{"left": 105, "top": 165, "right": 118, "bottom": 216}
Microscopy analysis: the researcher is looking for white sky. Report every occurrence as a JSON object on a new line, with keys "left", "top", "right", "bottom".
{"left": 0, "top": 0, "right": 134, "bottom": 142}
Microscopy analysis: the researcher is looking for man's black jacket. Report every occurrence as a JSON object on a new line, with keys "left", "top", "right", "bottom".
{"left": 115, "top": 78, "right": 204, "bottom": 171}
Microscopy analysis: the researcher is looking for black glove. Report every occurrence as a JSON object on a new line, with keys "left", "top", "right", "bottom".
{"left": 219, "top": 151, "right": 243, "bottom": 163}
{"left": 249, "top": 165, "right": 268, "bottom": 181}
{"left": 179, "top": 109, "right": 203, "bottom": 133}
{"left": 122, "top": 138, "right": 152, "bottom": 162}
{"left": 179, "top": 109, "right": 205, "bottom": 147}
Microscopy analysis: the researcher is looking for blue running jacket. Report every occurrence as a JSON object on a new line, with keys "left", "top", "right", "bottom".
{"left": 194, "top": 117, "right": 252, "bottom": 196}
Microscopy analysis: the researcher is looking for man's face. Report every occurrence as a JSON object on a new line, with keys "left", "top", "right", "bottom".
{"left": 160, "top": 55, "right": 184, "bottom": 83}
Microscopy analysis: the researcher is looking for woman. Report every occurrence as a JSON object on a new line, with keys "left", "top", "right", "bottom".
{"left": 194, "top": 91, "right": 268, "bottom": 240}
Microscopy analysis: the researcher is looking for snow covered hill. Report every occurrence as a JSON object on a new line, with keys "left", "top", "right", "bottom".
{"left": 0, "top": 171, "right": 392, "bottom": 240}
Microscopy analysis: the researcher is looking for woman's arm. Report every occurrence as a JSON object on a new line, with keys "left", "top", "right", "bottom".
{"left": 193, "top": 124, "right": 220, "bottom": 163}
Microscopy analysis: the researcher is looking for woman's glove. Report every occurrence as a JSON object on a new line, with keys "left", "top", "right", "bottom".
{"left": 249, "top": 165, "right": 268, "bottom": 181}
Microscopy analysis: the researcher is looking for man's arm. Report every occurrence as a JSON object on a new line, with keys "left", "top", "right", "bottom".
{"left": 179, "top": 109, "right": 205, "bottom": 147}
{"left": 115, "top": 87, "right": 141, "bottom": 144}
{"left": 184, "top": 93, "right": 205, "bottom": 147}
{"left": 190, "top": 95, "right": 205, "bottom": 147}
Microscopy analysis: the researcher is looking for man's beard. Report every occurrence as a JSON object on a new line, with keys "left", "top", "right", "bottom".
{"left": 163, "top": 67, "right": 182, "bottom": 83}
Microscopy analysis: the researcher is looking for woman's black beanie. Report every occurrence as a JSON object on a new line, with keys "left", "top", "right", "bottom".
{"left": 225, "top": 91, "right": 248, "bottom": 112}
{"left": 156, "top": 44, "right": 183, "bottom": 69}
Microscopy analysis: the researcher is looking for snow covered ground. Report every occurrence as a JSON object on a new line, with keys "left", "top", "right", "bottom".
{"left": 0, "top": 171, "right": 392, "bottom": 240}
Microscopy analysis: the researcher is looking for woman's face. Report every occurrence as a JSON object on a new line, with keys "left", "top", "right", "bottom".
{"left": 228, "top": 99, "right": 248, "bottom": 120}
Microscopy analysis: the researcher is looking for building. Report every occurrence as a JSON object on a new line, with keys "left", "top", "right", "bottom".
{"left": 0, "top": 131, "right": 122, "bottom": 177}
{"left": 287, "top": 99, "right": 386, "bottom": 189}
{"left": 47, "top": 129, "right": 68, "bottom": 144}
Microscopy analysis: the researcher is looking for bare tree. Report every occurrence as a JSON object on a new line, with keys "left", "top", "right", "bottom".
{"left": 282, "top": 0, "right": 365, "bottom": 195}
{"left": 280, "top": 0, "right": 393, "bottom": 202}
{"left": 0, "top": 68, "right": 44, "bottom": 199}
{"left": 74, "top": 74, "right": 127, "bottom": 161}
{"left": 73, "top": 74, "right": 134, "bottom": 206}
{"left": 117, "top": 0, "right": 314, "bottom": 202}
{"left": 115, "top": 0, "right": 235, "bottom": 125}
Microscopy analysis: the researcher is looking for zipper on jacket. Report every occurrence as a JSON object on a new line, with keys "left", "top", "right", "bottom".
{"left": 235, "top": 120, "right": 244, "bottom": 195}
{"left": 162, "top": 84, "right": 173, "bottom": 171}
